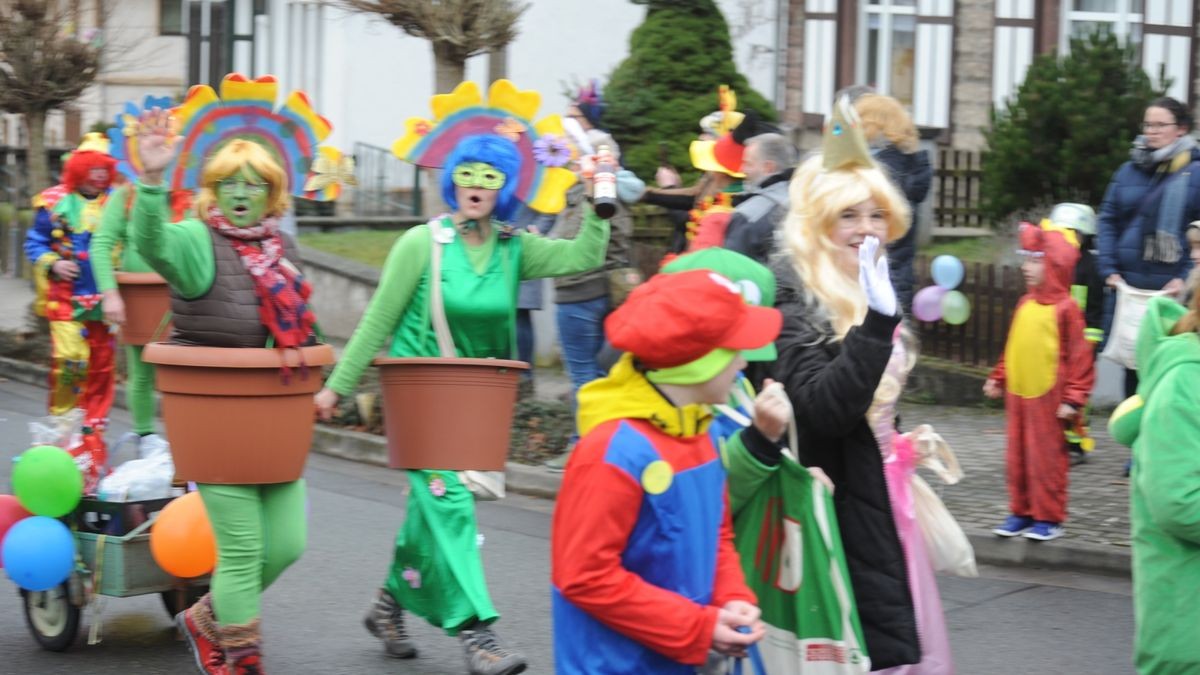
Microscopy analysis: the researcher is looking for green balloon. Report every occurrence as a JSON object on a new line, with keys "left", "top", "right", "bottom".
{"left": 941, "top": 290, "right": 971, "bottom": 326}
{"left": 13, "top": 445, "right": 83, "bottom": 517}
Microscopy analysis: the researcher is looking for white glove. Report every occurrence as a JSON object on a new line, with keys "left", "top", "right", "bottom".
{"left": 858, "top": 236, "right": 897, "bottom": 317}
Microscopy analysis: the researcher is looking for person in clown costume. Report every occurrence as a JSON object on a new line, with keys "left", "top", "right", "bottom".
{"left": 24, "top": 132, "right": 119, "bottom": 491}
{"left": 90, "top": 95, "right": 194, "bottom": 449}
{"left": 313, "top": 80, "right": 606, "bottom": 675}
{"left": 130, "top": 73, "right": 338, "bottom": 675}
{"left": 984, "top": 221, "right": 1095, "bottom": 542}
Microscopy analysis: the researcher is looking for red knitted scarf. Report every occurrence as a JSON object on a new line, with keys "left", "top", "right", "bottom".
{"left": 206, "top": 207, "right": 315, "bottom": 349}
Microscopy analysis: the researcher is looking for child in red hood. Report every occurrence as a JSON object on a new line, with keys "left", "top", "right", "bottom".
{"left": 983, "top": 221, "right": 1096, "bottom": 541}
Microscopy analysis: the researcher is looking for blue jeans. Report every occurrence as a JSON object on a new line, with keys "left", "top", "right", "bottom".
{"left": 516, "top": 309, "right": 534, "bottom": 381}
{"left": 556, "top": 296, "right": 609, "bottom": 442}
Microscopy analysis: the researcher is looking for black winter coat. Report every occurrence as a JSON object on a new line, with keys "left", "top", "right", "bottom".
{"left": 765, "top": 261, "right": 921, "bottom": 670}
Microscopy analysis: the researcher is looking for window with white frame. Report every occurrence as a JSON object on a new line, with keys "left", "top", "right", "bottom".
{"left": 1060, "top": 0, "right": 1144, "bottom": 51}
{"left": 859, "top": 0, "right": 918, "bottom": 108}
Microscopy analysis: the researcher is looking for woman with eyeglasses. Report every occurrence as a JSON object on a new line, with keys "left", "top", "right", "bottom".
{"left": 1097, "top": 96, "right": 1200, "bottom": 403}
{"left": 314, "top": 133, "right": 609, "bottom": 675}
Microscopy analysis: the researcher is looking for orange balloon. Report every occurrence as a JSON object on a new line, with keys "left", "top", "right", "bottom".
{"left": 150, "top": 492, "right": 216, "bottom": 578}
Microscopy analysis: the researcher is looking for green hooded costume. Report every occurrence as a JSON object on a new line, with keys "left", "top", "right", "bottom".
{"left": 1109, "top": 296, "right": 1200, "bottom": 674}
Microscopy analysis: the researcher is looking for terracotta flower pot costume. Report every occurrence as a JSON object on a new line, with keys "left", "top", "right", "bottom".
{"left": 132, "top": 73, "right": 341, "bottom": 674}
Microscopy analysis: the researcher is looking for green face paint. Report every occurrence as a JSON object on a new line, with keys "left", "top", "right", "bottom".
{"left": 216, "top": 165, "right": 270, "bottom": 227}
{"left": 451, "top": 162, "right": 506, "bottom": 190}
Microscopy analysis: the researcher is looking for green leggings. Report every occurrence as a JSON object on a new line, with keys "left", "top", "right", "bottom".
{"left": 125, "top": 345, "right": 156, "bottom": 435}
{"left": 385, "top": 470, "right": 497, "bottom": 635}
{"left": 197, "top": 481, "right": 307, "bottom": 625}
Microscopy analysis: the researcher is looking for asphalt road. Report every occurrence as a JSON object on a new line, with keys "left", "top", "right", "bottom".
{"left": 0, "top": 379, "right": 1136, "bottom": 674}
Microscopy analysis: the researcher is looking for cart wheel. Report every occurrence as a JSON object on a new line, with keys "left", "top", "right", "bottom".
{"left": 161, "top": 585, "right": 209, "bottom": 618}
{"left": 22, "top": 584, "right": 81, "bottom": 652}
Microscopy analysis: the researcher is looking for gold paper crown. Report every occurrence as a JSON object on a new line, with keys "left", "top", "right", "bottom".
{"left": 822, "top": 96, "right": 872, "bottom": 172}
{"left": 76, "top": 131, "right": 111, "bottom": 155}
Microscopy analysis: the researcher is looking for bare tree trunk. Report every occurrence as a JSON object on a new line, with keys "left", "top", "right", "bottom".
{"left": 25, "top": 110, "right": 49, "bottom": 195}
{"left": 487, "top": 45, "right": 507, "bottom": 83}
{"left": 432, "top": 41, "right": 466, "bottom": 94}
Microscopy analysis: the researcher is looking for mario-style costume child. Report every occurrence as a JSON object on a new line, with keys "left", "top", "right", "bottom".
{"left": 986, "top": 221, "right": 1096, "bottom": 541}
{"left": 24, "top": 132, "right": 119, "bottom": 490}
{"left": 551, "top": 269, "right": 780, "bottom": 673}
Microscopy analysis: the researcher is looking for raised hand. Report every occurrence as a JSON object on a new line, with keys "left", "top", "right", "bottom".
{"left": 858, "top": 235, "right": 898, "bottom": 317}
{"left": 135, "top": 107, "right": 180, "bottom": 184}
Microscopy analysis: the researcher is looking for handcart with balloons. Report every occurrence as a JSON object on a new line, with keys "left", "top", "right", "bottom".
{"left": 2, "top": 441, "right": 214, "bottom": 652}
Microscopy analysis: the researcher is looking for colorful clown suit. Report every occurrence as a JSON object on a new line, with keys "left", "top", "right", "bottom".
{"left": 989, "top": 222, "right": 1095, "bottom": 524}
{"left": 24, "top": 134, "right": 118, "bottom": 490}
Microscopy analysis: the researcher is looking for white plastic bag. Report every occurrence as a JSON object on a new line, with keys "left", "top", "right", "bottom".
{"left": 29, "top": 408, "right": 84, "bottom": 449}
{"left": 97, "top": 437, "right": 175, "bottom": 502}
{"left": 1100, "top": 282, "right": 1168, "bottom": 370}
{"left": 904, "top": 425, "right": 978, "bottom": 578}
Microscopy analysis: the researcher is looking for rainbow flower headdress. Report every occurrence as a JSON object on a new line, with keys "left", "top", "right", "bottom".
{"left": 392, "top": 79, "right": 577, "bottom": 214}
{"left": 108, "top": 95, "right": 176, "bottom": 183}
{"left": 167, "top": 73, "right": 337, "bottom": 200}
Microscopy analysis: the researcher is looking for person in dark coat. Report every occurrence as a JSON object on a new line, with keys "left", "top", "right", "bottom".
{"left": 763, "top": 99, "right": 952, "bottom": 671}
{"left": 856, "top": 94, "right": 932, "bottom": 316}
{"left": 722, "top": 133, "right": 796, "bottom": 263}
{"left": 1097, "top": 96, "right": 1200, "bottom": 398}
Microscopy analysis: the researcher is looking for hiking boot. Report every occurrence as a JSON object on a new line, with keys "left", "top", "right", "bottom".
{"left": 1023, "top": 521, "right": 1064, "bottom": 541}
{"left": 459, "top": 622, "right": 527, "bottom": 675}
{"left": 176, "top": 594, "right": 225, "bottom": 674}
{"left": 363, "top": 588, "right": 417, "bottom": 658}
{"left": 221, "top": 619, "right": 264, "bottom": 675}
{"left": 992, "top": 514, "right": 1034, "bottom": 537}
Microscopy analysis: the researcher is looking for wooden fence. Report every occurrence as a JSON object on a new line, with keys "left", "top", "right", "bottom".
{"left": 912, "top": 253, "right": 1024, "bottom": 368}
{"left": 933, "top": 148, "right": 986, "bottom": 230}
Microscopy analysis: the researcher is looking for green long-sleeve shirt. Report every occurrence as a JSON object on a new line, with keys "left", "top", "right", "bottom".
{"left": 91, "top": 185, "right": 159, "bottom": 292}
{"left": 131, "top": 182, "right": 216, "bottom": 299}
{"left": 325, "top": 208, "right": 610, "bottom": 396}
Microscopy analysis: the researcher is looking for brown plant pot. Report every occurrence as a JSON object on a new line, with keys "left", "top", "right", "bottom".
{"left": 143, "top": 343, "right": 334, "bottom": 484}
{"left": 114, "top": 272, "right": 172, "bottom": 346}
{"left": 374, "top": 357, "right": 529, "bottom": 471}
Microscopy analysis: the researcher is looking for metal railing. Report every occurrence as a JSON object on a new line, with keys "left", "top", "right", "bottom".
{"left": 353, "top": 142, "right": 422, "bottom": 217}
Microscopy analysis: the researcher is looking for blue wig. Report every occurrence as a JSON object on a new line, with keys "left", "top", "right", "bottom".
{"left": 441, "top": 134, "right": 523, "bottom": 222}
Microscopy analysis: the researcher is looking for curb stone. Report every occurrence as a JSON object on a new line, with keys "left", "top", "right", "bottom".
{"left": 0, "top": 356, "right": 1128, "bottom": 577}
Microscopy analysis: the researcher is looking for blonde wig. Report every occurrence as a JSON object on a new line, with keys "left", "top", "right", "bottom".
{"left": 855, "top": 94, "right": 920, "bottom": 153}
{"left": 194, "top": 139, "right": 291, "bottom": 219}
{"left": 783, "top": 153, "right": 911, "bottom": 338}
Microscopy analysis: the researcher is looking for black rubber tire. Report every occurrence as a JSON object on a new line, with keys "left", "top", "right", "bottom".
{"left": 22, "top": 584, "right": 81, "bottom": 652}
{"left": 160, "top": 585, "right": 209, "bottom": 618}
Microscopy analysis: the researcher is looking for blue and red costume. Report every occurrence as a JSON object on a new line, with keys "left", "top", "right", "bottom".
{"left": 551, "top": 354, "right": 755, "bottom": 673}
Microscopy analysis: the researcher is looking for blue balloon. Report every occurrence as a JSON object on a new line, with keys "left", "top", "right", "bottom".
{"left": 931, "top": 255, "right": 965, "bottom": 290}
{"left": 2, "top": 516, "right": 75, "bottom": 592}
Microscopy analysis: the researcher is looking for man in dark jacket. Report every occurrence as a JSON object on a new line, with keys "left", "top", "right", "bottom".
{"left": 723, "top": 133, "right": 797, "bottom": 263}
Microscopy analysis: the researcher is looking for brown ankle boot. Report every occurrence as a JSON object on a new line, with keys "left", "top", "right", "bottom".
{"left": 221, "top": 619, "right": 264, "bottom": 675}
{"left": 176, "top": 593, "right": 226, "bottom": 674}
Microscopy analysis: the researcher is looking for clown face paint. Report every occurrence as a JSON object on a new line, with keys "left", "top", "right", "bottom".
{"left": 80, "top": 167, "right": 110, "bottom": 198}
{"left": 216, "top": 165, "right": 270, "bottom": 228}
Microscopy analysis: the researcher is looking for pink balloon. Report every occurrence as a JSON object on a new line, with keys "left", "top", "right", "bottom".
{"left": 0, "top": 495, "right": 33, "bottom": 569}
{"left": 912, "top": 286, "right": 947, "bottom": 322}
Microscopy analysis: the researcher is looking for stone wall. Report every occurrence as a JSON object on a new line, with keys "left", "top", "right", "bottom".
{"left": 951, "top": 0, "right": 995, "bottom": 151}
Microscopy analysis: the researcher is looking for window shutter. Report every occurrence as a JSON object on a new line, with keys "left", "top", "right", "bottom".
{"left": 914, "top": 0, "right": 954, "bottom": 128}
{"left": 992, "top": 0, "right": 1036, "bottom": 110}
{"left": 803, "top": 0, "right": 838, "bottom": 115}
{"left": 1142, "top": 0, "right": 1194, "bottom": 103}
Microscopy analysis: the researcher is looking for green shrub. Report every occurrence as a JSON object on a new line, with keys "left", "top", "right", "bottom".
{"left": 982, "top": 30, "right": 1166, "bottom": 222}
{"left": 604, "top": 0, "right": 775, "bottom": 180}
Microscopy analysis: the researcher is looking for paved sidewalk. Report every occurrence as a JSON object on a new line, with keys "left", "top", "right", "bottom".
{"left": 0, "top": 276, "right": 34, "bottom": 332}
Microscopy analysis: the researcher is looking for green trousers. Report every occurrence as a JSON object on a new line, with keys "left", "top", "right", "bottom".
{"left": 198, "top": 480, "right": 307, "bottom": 625}
{"left": 125, "top": 345, "right": 156, "bottom": 436}
{"left": 385, "top": 470, "right": 498, "bottom": 635}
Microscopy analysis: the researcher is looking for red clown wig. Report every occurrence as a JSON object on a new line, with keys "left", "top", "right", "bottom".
{"left": 62, "top": 150, "right": 118, "bottom": 193}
